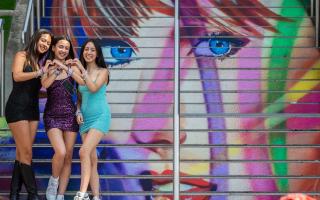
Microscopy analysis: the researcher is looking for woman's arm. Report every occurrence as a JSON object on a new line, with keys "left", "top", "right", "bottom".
{"left": 76, "top": 90, "right": 83, "bottom": 124}
{"left": 83, "top": 69, "right": 109, "bottom": 93}
{"left": 41, "top": 62, "right": 60, "bottom": 89}
{"left": 55, "top": 59, "right": 86, "bottom": 85}
{"left": 12, "top": 51, "right": 44, "bottom": 82}
{"left": 70, "top": 65, "right": 86, "bottom": 85}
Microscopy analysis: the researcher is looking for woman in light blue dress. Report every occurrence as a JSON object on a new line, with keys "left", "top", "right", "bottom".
{"left": 73, "top": 39, "right": 110, "bottom": 200}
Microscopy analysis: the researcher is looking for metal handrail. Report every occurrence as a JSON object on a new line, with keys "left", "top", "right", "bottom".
{"left": 311, "top": 0, "right": 314, "bottom": 17}
{"left": 41, "top": 0, "right": 45, "bottom": 17}
{"left": 316, "top": 0, "right": 319, "bottom": 48}
{"left": 22, "top": 0, "right": 34, "bottom": 44}
{"left": 0, "top": 19, "right": 4, "bottom": 116}
{"left": 36, "top": 0, "right": 40, "bottom": 30}
{"left": 36, "top": 0, "right": 45, "bottom": 29}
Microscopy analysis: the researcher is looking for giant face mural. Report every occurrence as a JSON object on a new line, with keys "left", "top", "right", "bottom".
{"left": 1, "top": 0, "right": 320, "bottom": 200}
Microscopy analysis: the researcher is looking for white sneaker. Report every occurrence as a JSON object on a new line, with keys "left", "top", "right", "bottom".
{"left": 46, "top": 176, "right": 59, "bottom": 200}
{"left": 92, "top": 196, "right": 100, "bottom": 200}
{"left": 56, "top": 194, "right": 64, "bottom": 200}
{"left": 74, "top": 192, "right": 90, "bottom": 200}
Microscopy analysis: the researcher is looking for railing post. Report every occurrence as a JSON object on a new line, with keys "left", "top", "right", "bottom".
{"left": 174, "top": 0, "right": 180, "bottom": 199}
{"left": 42, "top": 0, "right": 45, "bottom": 17}
{"left": 315, "top": 0, "right": 319, "bottom": 48}
{"left": 311, "top": 0, "right": 314, "bottom": 17}
{"left": 22, "top": 0, "right": 34, "bottom": 44}
{"left": 36, "top": 0, "right": 40, "bottom": 29}
{"left": 0, "top": 19, "right": 5, "bottom": 116}
{"left": 30, "top": 0, "right": 34, "bottom": 36}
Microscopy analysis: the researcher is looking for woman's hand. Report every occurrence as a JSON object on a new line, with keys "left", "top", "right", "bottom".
{"left": 53, "top": 59, "right": 68, "bottom": 71}
{"left": 65, "top": 59, "right": 74, "bottom": 67}
{"left": 42, "top": 60, "right": 58, "bottom": 77}
{"left": 71, "top": 58, "right": 86, "bottom": 72}
{"left": 43, "top": 59, "right": 54, "bottom": 73}
{"left": 76, "top": 112, "right": 84, "bottom": 125}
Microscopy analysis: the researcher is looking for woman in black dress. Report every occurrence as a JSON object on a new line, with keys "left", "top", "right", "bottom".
{"left": 5, "top": 29, "right": 53, "bottom": 200}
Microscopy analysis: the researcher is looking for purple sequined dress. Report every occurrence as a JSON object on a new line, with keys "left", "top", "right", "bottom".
{"left": 44, "top": 76, "right": 79, "bottom": 132}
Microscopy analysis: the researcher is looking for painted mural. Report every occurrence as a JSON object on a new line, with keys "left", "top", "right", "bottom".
{"left": 1, "top": 0, "right": 320, "bottom": 200}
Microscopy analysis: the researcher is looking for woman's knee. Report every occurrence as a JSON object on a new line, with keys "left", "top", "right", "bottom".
{"left": 64, "top": 151, "right": 73, "bottom": 166}
{"left": 21, "top": 146, "right": 32, "bottom": 159}
{"left": 19, "top": 147, "right": 33, "bottom": 163}
{"left": 54, "top": 148, "right": 66, "bottom": 159}
{"left": 79, "top": 147, "right": 90, "bottom": 160}
{"left": 90, "top": 153, "right": 98, "bottom": 167}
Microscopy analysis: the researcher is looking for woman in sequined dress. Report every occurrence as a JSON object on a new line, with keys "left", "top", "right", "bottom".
{"left": 41, "top": 36, "right": 83, "bottom": 200}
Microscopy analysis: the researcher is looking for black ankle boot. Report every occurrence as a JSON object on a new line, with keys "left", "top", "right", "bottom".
{"left": 20, "top": 163, "right": 41, "bottom": 200}
{"left": 9, "top": 160, "right": 23, "bottom": 200}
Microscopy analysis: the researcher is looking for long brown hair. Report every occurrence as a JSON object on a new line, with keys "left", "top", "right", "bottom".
{"left": 23, "top": 29, "right": 53, "bottom": 71}
{"left": 79, "top": 38, "right": 109, "bottom": 85}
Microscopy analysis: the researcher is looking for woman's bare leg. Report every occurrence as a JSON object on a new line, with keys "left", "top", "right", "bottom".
{"left": 47, "top": 128, "right": 66, "bottom": 178}
{"left": 89, "top": 149, "right": 100, "bottom": 197}
{"left": 57, "top": 131, "right": 77, "bottom": 195}
{"left": 9, "top": 120, "right": 38, "bottom": 165}
{"left": 79, "top": 129, "right": 103, "bottom": 193}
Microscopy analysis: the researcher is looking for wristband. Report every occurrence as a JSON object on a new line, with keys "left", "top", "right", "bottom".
{"left": 82, "top": 71, "right": 88, "bottom": 81}
{"left": 54, "top": 69, "right": 61, "bottom": 76}
{"left": 67, "top": 67, "right": 74, "bottom": 77}
{"left": 36, "top": 68, "right": 44, "bottom": 77}
{"left": 76, "top": 109, "right": 82, "bottom": 116}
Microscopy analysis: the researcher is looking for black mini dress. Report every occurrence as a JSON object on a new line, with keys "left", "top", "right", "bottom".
{"left": 5, "top": 66, "right": 42, "bottom": 123}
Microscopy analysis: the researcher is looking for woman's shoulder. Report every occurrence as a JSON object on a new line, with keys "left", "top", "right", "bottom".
{"left": 13, "top": 51, "right": 27, "bottom": 62}
{"left": 98, "top": 68, "right": 109, "bottom": 75}
{"left": 15, "top": 51, "right": 27, "bottom": 57}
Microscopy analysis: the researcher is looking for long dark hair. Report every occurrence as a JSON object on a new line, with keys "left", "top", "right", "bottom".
{"left": 48, "top": 35, "right": 75, "bottom": 60}
{"left": 24, "top": 29, "right": 53, "bottom": 71}
{"left": 79, "top": 38, "right": 109, "bottom": 84}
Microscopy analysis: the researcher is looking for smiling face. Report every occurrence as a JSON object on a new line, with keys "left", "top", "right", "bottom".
{"left": 83, "top": 41, "right": 97, "bottom": 64}
{"left": 36, "top": 33, "right": 52, "bottom": 54}
{"left": 52, "top": 39, "right": 71, "bottom": 60}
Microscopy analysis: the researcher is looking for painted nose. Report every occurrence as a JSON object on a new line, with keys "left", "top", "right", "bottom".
{"left": 131, "top": 115, "right": 187, "bottom": 145}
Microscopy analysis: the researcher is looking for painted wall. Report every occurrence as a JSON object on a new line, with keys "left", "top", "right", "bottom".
{"left": 1, "top": 0, "right": 320, "bottom": 200}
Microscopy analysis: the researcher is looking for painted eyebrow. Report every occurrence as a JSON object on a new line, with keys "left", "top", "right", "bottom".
{"left": 99, "top": 38, "right": 138, "bottom": 52}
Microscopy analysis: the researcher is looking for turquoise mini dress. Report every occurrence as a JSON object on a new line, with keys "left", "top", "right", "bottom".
{"left": 78, "top": 84, "right": 111, "bottom": 134}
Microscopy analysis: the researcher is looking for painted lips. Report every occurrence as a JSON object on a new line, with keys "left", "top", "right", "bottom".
{"left": 147, "top": 169, "right": 217, "bottom": 200}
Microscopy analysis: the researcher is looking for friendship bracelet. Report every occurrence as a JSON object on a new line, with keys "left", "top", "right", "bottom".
{"left": 67, "top": 67, "right": 74, "bottom": 77}
{"left": 82, "top": 71, "right": 88, "bottom": 81}
{"left": 54, "top": 69, "right": 61, "bottom": 77}
{"left": 76, "top": 109, "right": 82, "bottom": 116}
{"left": 36, "top": 68, "right": 44, "bottom": 77}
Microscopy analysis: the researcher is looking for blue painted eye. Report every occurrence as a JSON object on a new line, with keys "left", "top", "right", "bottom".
{"left": 209, "top": 39, "right": 231, "bottom": 56}
{"left": 100, "top": 39, "right": 136, "bottom": 66}
{"left": 194, "top": 32, "right": 249, "bottom": 58}
{"left": 110, "top": 46, "right": 133, "bottom": 60}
